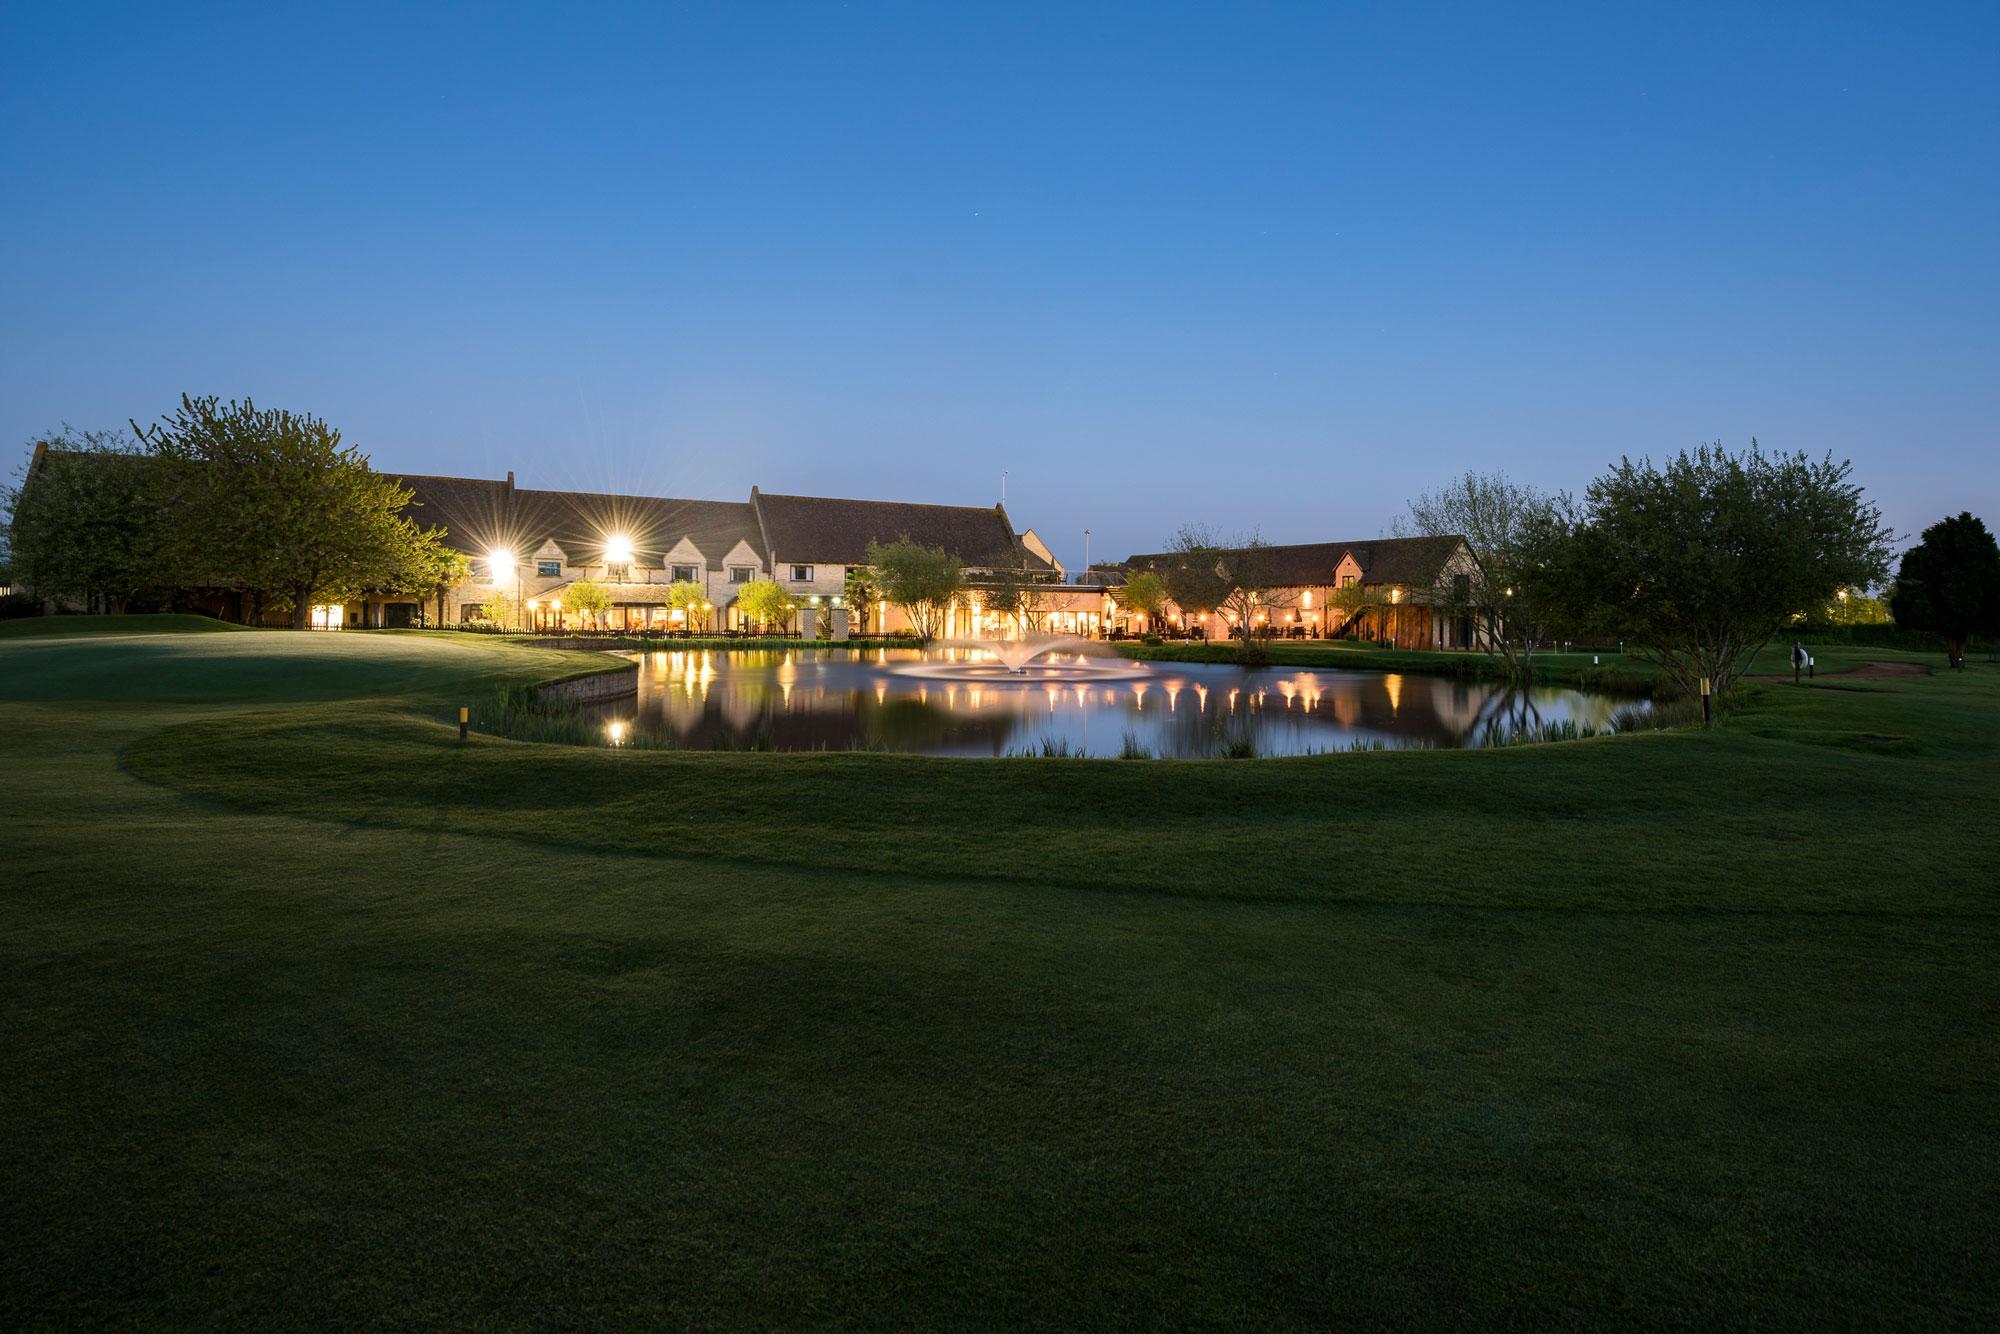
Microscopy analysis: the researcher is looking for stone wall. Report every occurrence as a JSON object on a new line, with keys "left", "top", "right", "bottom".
{"left": 533, "top": 664, "right": 639, "bottom": 705}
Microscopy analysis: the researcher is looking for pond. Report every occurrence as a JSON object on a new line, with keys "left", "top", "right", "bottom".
{"left": 581, "top": 648, "right": 1643, "bottom": 757}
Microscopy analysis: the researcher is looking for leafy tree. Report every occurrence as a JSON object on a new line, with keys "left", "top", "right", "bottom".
{"left": 6, "top": 427, "right": 168, "bottom": 613}
{"left": 976, "top": 555, "right": 1059, "bottom": 637}
{"left": 1397, "top": 470, "right": 1555, "bottom": 681}
{"left": 1115, "top": 570, "right": 1167, "bottom": 628}
{"left": 1809, "top": 587, "right": 1892, "bottom": 627}
{"left": 1890, "top": 512, "right": 2000, "bottom": 670}
{"left": 1155, "top": 525, "right": 1231, "bottom": 631}
{"left": 135, "top": 395, "right": 438, "bottom": 629}
{"left": 866, "top": 537, "right": 965, "bottom": 643}
{"left": 477, "top": 590, "right": 519, "bottom": 629}
{"left": 1527, "top": 443, "right": 1892, "bottom": 708}
{"left": 564, "top": 578, "right": 612, "bottom": 630}
{"left": 843, "top": 565, "right": 878, "bottom": 632}
{"left": 1325, "top": 580, "right": 1394, "bottom": 637}
{"left": 667, "top": 579, "right": 710, "bottom": 631}
{"left": 393, "top": 543, "right": 469, "bottom": 628}
{"left": 1164, "top": 526, "right": 1294, "bottom": 651}
{"left": 736, "top": 577, "right": 796, "bottom": 633}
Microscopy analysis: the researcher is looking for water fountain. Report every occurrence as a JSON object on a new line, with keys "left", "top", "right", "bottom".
{"left": 890, "top": 635, "right": 1152, "bottom": 684}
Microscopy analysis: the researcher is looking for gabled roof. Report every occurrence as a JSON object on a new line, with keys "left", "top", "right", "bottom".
{"left": 1123, "top": 540, "right": 1347, "bottom": 587}
{"left": 1340, "top": 536, "right": 1468, "bottom": 587}
{"left": 1121, "top": 535, "right": 1467, "bottom": 589}
{"left": 393, "top": 474, "right": 763, "bottom": 568}
{"left": 515, "top": 487, "right": 763, "bottom": 569}
{"left": 752, "top": 488, "right": 1038, "bottom": 568}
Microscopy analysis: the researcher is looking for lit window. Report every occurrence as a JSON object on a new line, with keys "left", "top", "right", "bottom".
{"left": 537, "top": 560, "right": 561, "bottom": 577}
{"left": 729, "top": 566, "right": 754, "bottom": 584}
{"left": 789, "top": 564, "right": 813, "bottom": 583}
{"left": 672, "top": 563, "right": 700, "bottom": 583}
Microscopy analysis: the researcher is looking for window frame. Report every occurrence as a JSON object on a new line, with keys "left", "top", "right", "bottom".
{"left": 536, "top": 559, "right": 561, "bottom": 577}
{"left": 728, "top": 565, "right": 754, "bottom": 585}
{"left": 788, "top": 564, "right": 814, "bottom": 583}
{"left": 671, "top": 563, "right": 701, "bottom": 584}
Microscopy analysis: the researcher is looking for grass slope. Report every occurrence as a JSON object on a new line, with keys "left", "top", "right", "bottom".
{"left": 0, "top": 611, "right": 250, "bottom": 637}
{"left": 3, "top": 626, "right": 1996, "bottom": 1328}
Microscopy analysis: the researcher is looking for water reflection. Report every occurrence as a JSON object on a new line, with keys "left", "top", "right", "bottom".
{"left": 589, "top": 649, "right": 1637, "bottom": 757}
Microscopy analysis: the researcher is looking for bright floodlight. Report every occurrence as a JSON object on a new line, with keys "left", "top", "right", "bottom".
{"left": 486, "top": 547, "right": 515, "bottom": 575}
{"left": 605, "top": 534, "right": 634, "bottom": 564}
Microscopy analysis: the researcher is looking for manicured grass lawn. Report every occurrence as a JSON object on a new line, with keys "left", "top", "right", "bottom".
{"left": 3, "top": 621, "right": 1995, "bottom": 1326}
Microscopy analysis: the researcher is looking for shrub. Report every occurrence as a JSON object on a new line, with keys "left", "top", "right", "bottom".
{"left": 0, "top": 592, "right": 41, "bottom": 620}
{"left": 1794, "top": 623, "right": 1991, "bottom": 652}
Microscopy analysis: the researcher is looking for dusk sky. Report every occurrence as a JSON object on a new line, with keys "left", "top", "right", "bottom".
{"left": 4, "top": 1, "right": 1994, "bottom": 571}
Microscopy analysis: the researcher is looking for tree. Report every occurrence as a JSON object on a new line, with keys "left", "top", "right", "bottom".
{"left": 667, "top": 579, "right": 710, "bottom": 631}
{"left": 365, "top": 529, "right": 467, "bottom": 628}
{"left": 1214, "top": 541, "right": 1297, "bottom": 647}
{"left": 843, "top": 566, "right": 878, "bottom": 633}
{"left": 1115, "top": 570, "right": 1167, "bottom": 630}
{"left": 1325, "top": 580, "right": 1394, "bottom": 637}
{"left": 1163, "top": 526, "right": 1294, "bottom": 652}
{"left": 6, "top": 427, "right": 169, "bottom": 613}
{"left": 1890, "top": 512, "right": 2000, "bottom": 670}
{"left": 1397, "top": 470, "right": 1556, "bottom": 682}
{"left": 1155, "top": 525, "right": 1231, "bottom": 632}
{"left": 976, "top": 553, "right": 1059, "bottom": 638}
{"left": 477, "top": 590, "right": 519, "bottom": 628}
{"left": 866, "top": 537, "right": 966, "bottom": 643}
{"left": 736, "top": 578, "right": 796, "bottom": 633}
{"left": 135, "top": 395, "right": 436, "bottom": 629}
{"left": 393, "top": 543, "right": 469, "bottom": 628}
{"left": 564, "top": 578, "right": 612, "bottom": 631}
{"left": 1809, "top": 587, "right": 1892, "bottom": 627}
{"left": 1528, "top": 443, "right": 1892, "bottom": 708}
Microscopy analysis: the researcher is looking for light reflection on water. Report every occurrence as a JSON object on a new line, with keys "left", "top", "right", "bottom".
{"left": 588, "top": 648, "right": 1639, "bottom": 757}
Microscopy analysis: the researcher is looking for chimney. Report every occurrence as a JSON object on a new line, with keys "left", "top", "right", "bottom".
{"left": 506, "top": 470, "right": 515, "bottom": 488}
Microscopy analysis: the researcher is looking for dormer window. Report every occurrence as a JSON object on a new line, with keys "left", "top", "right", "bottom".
{"left": 728, "top": 565, "right": 754, "bottom": 584}
{"left": 537, "top": 559, "right": 561, "bottom": 577}
{"left": 672, "top": 563, "right": 700, "bottom": 583}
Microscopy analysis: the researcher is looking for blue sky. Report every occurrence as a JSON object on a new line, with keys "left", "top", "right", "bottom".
{"left": 3, "top": 1, "right": 1994, "bottom": 569}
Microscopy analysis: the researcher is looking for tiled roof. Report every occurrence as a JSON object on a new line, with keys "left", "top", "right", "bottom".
{"left": 1124, "top": 541, "right": 1348, "bottom": 588}
{"left": 391, "top": 475, "right": 514, "bottom": 555}
{"left": 393, "top": 474, "right": 764, "bottom": 569}
{"left": 396, "top": 474, "right": 1051, "bottom": 573}
{"left": 1339, "top": 536, "right": 1468, "bottom": 588}
{"left": 516, "top": 487, "right": 764, "bottom": 569}
{"left": 1122, "top": 536, "right": 1466, "bottom": 589}
{"left": 753, "top": 489, "right": 1035, "bottom": 568}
